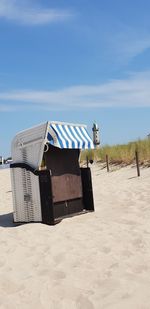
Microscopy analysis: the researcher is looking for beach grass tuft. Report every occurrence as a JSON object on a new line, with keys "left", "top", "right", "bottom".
{"left": 80, "top": 139, "right": 150, "bottom": 165}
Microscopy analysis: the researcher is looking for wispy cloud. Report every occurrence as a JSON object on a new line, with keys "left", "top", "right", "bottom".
{"left": 1, "top": 71, "right": 150, "bottom": 112}
{"left": 87, "top": 11, "right": 150, "bottom": 64}
{"left": 0, "top": 0, "right": 72, "bottom": 25}
{"left": 110, "top": 29, "right": 150, "bottom": 63}
{"left": 0, "top": 104, "right": 21, "bottom": 112}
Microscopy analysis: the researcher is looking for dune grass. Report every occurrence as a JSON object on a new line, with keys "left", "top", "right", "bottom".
{"left": 80, "top": 139, "right": 150, "bottom": 165}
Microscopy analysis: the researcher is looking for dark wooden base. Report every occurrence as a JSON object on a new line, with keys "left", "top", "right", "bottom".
{"left": 11, "top": 163, "right": 95, "bottom": 226}
{"left": 53, "top": 209, "right": 94, "bottom": 223}
{"left": 53, "top": 198, "right": 83, "bottom": 219}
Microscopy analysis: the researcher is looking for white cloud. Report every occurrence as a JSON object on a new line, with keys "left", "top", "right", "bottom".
{"left": 111, "top": 31, "right": 150, "bottom": 63}
{"left": 1, "top": 71, "right": 150, "bottom": 111}
{"left": 0, "top": 0, "right": 72, "bottom": 25}
{"left": 0, "top": 100, "right": 35, "bottom": 111}
{"left": 94, "top": 16, "right": 150, "bottom": 63}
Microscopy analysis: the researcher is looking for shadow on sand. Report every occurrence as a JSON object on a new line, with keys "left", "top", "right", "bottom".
{"left": 0, "top": 212, "right": 24, "bottom": 228}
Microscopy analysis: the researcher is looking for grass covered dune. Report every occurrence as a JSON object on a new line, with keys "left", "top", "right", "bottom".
{"left": 81, "top": 139, "right": 150, "bottom": 166}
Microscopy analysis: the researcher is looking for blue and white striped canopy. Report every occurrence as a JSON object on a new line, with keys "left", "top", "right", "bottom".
{"left": 47, "top": 122, "right": 94, "bottom": 149}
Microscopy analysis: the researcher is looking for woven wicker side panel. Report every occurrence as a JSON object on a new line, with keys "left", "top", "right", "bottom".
{"left": 11, "top": 168, "right": 42, "bottom": 222}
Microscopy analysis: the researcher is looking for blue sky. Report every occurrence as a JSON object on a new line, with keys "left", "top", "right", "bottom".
{"left": 0, "top": 0, "right": 150, "bottom": 157}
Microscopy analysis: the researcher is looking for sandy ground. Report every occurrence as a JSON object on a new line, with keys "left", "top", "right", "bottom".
{"left": 0, "top": 164, "right": 150, "bottom": 309}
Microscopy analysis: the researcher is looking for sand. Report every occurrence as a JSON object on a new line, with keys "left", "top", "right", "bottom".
{"left": 0, "top": 164, "right": 150, "bottom": 309}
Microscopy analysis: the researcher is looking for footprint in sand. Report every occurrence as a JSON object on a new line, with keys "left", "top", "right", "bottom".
{"left": 0, "top": 260, "right": 5, "bottom": 267}
{"left": 132, "top": 237, "right": 145, "bottom": 249}
{"left": 121, "top": 292, "right": 131, "bottom": 299}
{"left": 0, "top": 278, "right": 24, "bottom": 294}
{"left": 122, "top": 250, "right": 133, "bottom": 257}
{"left": 76, "top": 294, "right": 94, "bottom": 309}
{"left": 38, "top": 269, "right": 66, "bottom": 280}
{"left": 53, "top": 253, "right": 65, "bottom": 264}
{"left": 102, "top": 246, "right": 111, "bottom": 254}
{"left": 110, "top": 262, "right": 119, "bottom": 269}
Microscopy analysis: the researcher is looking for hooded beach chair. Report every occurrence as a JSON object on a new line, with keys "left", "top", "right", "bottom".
{"left": 10, "top": 121, "right": 95, "bottom": 225}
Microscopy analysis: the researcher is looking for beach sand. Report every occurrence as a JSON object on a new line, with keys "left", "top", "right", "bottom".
{"left": 0, "top": 164, "right": 150, "bottom": 309}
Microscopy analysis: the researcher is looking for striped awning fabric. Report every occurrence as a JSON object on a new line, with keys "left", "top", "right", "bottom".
{"left": 47, "top": 122, "right": 94, "bottom": 149}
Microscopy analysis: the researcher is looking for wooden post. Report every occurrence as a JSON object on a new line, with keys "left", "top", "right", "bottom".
{"left": 86, "top": 156, "right": 89, "bottom": 168}
{"left": 106, "top": 154, "right": 109, "bottom": 172}
{"left": 135, "top": 150, "right": 140, "bottom": 177}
